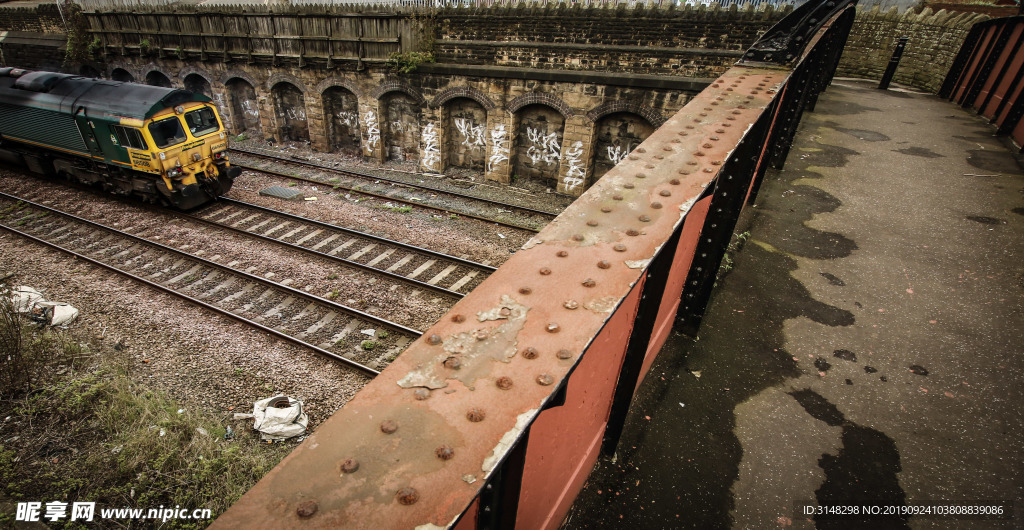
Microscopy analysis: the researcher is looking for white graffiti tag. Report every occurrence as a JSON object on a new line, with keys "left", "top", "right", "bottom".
{"left": 487, "top": 125, "right": 509, "bottom": 173}
{"left": 390, "top": 121, "right": 407, "bottom": 134}
{"left": 421, "top": 122, "right": 440, "bottom": 172}
{"left": 607, "top": 143, "right": 633, "bottom": 165}
{"left": 336, "top": 111, "right": 359, "bottom": 129}
{"left": 240, "top": 100, "right": 259, "bottom": 121}
{"left": 563, "top": 141, "right": 586, "bottom": 191}
{"left": 526, "top": 127, "right": 560, "bottom": 166}
{"left": 454, "top": 118, "right": 486, "bottom": 148}
{"left": 364, "top": 110, "right": 380, "bottom": 154}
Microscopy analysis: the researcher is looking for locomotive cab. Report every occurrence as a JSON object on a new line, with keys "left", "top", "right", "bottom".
{"left": 0, "top": 68, "right": 239, "bottom": 209}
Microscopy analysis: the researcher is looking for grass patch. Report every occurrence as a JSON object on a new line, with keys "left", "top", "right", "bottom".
{"left": 0, "top": 289, "right": 293, "bottom": 525}
{"left": 360, "top": 340, "right": 377, "bottom": 351}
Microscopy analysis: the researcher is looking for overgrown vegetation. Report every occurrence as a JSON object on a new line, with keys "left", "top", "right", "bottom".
{"left": 0, "top": 287, "right": 292, "bottom": 527}
{"left": 386, "top": 10, "right": 437, "bottom": 73}
{"left": 61, "top": 1, "right": 95, "bottom": 68}
{"left": 386, "top": 51, "right": 435, "bottom": 74}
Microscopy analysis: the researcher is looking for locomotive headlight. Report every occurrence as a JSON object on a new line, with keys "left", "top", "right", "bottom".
{"left": 213, "top": 151, "right": 227, "bottom": 160}
{"left": 167, "top": 167, "right": 183, "bottom": 179}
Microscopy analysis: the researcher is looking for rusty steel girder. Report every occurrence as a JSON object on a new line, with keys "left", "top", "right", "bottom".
{"left": 210, "top": 67, "right": 788, "bottom": 529}
{"left": 211, "top": 2, "right": 857, "bottom": 527}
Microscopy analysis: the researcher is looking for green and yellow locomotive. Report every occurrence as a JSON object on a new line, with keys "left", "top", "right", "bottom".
{"left": 0, "top": 67, "right": 239, "bottom": 209}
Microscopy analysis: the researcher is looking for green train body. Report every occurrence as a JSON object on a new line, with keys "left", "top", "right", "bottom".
{"left": 0, "top": 67, "right": 239, "bottom": 209}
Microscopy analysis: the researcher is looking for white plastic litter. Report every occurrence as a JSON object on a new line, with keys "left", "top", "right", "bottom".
{"left": 251, "top": 396, "right": 309, "bottom": 441}
{"left": 5, "top": 286, "right": 79, "bottom": 326}
{"left": 9, "top": 286, "right": 44, "bottom": 313}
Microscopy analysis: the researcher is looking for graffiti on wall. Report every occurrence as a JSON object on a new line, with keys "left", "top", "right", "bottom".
{"left": 421, "top": 122, "right": 440, "bottom": 171}
{"left": 526, "top": 127, "right": 561, "bottom": 166}
{"left": 454, "top": 118, "right": 486, "bottom": 149}
{"left": 563, "top": 141, "right": 586, "bottom": 191}
{"left": 336, "top": 111, "right": 359, "bottom": 129}
{"left": 364, "top": 110, "right": 380, "bottom": 154}
{"left": 487, "top": 124, "right": 509, "bottom": 173}
{"left": 607, "top": 144, "right": 633, "bottom": 165}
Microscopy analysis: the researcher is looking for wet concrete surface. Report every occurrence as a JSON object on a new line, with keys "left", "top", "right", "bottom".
{"left": 564, "top": 79, "right": 1023, "bottom": 529}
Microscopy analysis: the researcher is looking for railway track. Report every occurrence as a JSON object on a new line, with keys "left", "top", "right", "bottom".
{"left": 189, "top": 198, "right": 495, "bottom": 298}
{"left": 0, "top": 192, "right": 424, "bottom": 376}
{"left": 229, "top": 148, "right": 561, "bottom": 232}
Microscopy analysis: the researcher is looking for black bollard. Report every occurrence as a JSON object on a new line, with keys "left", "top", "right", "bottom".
{"left": 878, "top": 36, "right": 909, "bottom": 90}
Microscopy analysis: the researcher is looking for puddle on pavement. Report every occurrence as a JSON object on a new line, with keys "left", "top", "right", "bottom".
{"left": 966, "top": 149, "right": 1023, "bottom": 174}
{"left": 966, "top": 216, "right": 1005, "bottom": 225}
{"left": 824, "top": 121, "right": 891, "bottom": 142}
{"left": 893, "top": 146, "right": 944, "bottom": 158}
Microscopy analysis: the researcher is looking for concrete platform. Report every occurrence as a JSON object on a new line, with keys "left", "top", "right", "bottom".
{"left": 565, "top": 79, "right": 1023, "bottom": 529}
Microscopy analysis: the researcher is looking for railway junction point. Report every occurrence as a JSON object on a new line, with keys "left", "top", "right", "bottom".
{"left": 565, "top": 78, "right": 1024, "bottom": 528}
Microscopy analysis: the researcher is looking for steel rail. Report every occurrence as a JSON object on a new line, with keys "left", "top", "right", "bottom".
{"left": 0, "top": 212, "right": 382, "bottom": 377}
{"left": 232, "top": 147, "right": 560, "bottom": 217}
{"left": 0, "top": 192, "right": 424, "bottom": 340}
{"left": 217, "top": 197, "right": 497, "bottom": 273}
{"left": 179, "top": 199, "right": 486, "bottom": 299}
{"left": 230, "top": 155, "right": 549, "bottom": 233}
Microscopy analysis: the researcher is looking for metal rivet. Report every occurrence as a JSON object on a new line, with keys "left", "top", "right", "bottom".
{"left": 540, "top": 267, "right": 552, "bottom": 275}
{"left": 557, "top": 250, "right": 569, "bottom": 257}
{"left": 747, "top": 95, "right": 755, "bottom": 100}
{"left": 572, "top": 234, "right": 584, "bottom": 242}
{"left": 546, "top": 323, "right": 561, "bottom": 333}
{"left": 582, "top": 278, "right": 596, "bottom": 288}
{"left": 654, "top": 155, "right": 664, "bottom": 160}
{"left": 522, "top": 347, "right": 538, "bottom": 359}
{"left": 639, "top": 215, "right": 651, "bottom": 222}
{"left": 296, "top": 500, "right": 318, "bottom": 518}
{"left": 704, "top": 107, "right": 713, "bottom": 111}
{"left": 669, "top": 179, "right": 680, "bottom": 185}
{"left": 710, "top": 136, "right": 719, "bottom": 141}
{"left": 635, "top": 173, "right": 646, "bottom": 179}
{"left": 427, "top": 334, "right": 442, "bottom": 345}
{"left": 716, "top": 129, "right": 726, "bottom": 133}
{"left": 711, "top": 101, "right": 719, "bottom": 106}
{"left": 496, "top": 377, "right": 513, "bottom": 390}
{"left": 536, "top": 373, "right": 554, "bottom": 386}
{"left": 466, "top": 408, "right": 486, "bottom": 422}
{"left": 474, "top": 329, "right": 489, "bottom": 340}
{"left": 564, "top": 300, "right": 579, "bottom": 310}
{"left": 636, "top": 147, "right": 646, "bottom": 153}
{"left": 340, "top": 459, "right": 360, "bottom": 474}
{"left": 601, "top": 207, "right": 612, "bottom": 213}
{"left": 587, "top": 220, "right": 598, "bottom": 227}
{"left": 443, "top": 356, "right": 461, "bottom": 370}
{"left": 685, "top": 125, "right": 695, "bottom": 129}
{"left": 723, "top": 123, "right": 732, "bottom": 127}
{"left": 436, "top": 446, "right": 455, "bottom": 460}
{"left": 380, "top": 420, "right": 398, "bottom": 434}
{"left": 557, "top": 349, "right": 574, "bottom": 360}
{"left": 628, "top": 154, "right": 639, "bottom": 160}
{"left": 626, "top": 229, "right": 639, "bottom": 237}
{"left": 732, "top": 110, "right": 742, "bottom": 115}
{"left": 711, "top": 83, "right": 719, "bottom": 88}
{"left": 726, "top": 87, "right": 733, "bottom": 91}
{"left": 712, "top": 160, "right": 723, "bottom": 165}
{"left": 500, "top": 307, "right": 512, "bottom": 316}
{"left": 704, "top": 168, "right": 714, "bottom": 173}
{"left": 727, "top": 116, "right": 736, "bottom": 121}
{"left": 699, "top": 112, "right": 708, "bottom": 117}
{"left": 660, "top": 190, "right": 671, "bottom": 197}
{"left": 519, "top": 287, "right": 532, "bottom": 295}
{"left": 671, "top": 138, "right": 681, "bottom": 144}
{"left": 679, "top": 169, "right": 690, "bottom": 175}
{"left": 703, "top": 143, "right": 713, "bottom": 149}
{"left": 613, "top": 195, "right": 623, "bottom": 201}
{"left": 451, "top": 314, "right": 465, "bottom": 323}
{"left": 646, "top": 163, "right": 655, "bottom": 169}
{"left": 624, "top": 183, "right": 635, "bottom": 189}
{"left": 414, "top": 388, "right": 430, "bottom": 400}
{"left": 614, "top": 244, "right": 627, "bottom": 252}
{"left": 396, "top": 488, "right": 419, "bottom": 505}
{"left": 598, "top": 260, "right": 611, "bottom": 269}
{"left": 651, "top": 202, "right": 663, "bottom": 209}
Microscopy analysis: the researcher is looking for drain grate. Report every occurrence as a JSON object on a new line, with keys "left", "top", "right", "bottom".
{"left": 259, "top": 186, "right": 305, "bottom": 201}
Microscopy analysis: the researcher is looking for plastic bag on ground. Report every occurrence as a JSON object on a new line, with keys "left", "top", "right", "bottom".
{"left": 9, "top": 286, "right": 44, "bottom": 313}
{"left": 251, "top": 395, "right": 309, "bottom": 441}
{"left": 31, "top": 301, "right": 80, "bottom": 326}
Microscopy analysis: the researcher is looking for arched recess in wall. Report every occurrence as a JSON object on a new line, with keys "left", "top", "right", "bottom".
{"left": 511, "top": 100, "right": 569, "bottom": 186}
{"left": 224, "top": 76, "right": 261, "bottom": 136}
{"left": 180, "top": 68, "right": 214, "bottom": 97}
{"left": 445, "top": 97, "right": 487, "bottom": 171}
{"left": 271, "top": 81, "right": 309, "bottom": 142}
{"left": 144, "top": 69, "right": 173, "bottom": 88}
{"left": 586, "top": 101, "right": 662, "bottom": 184}
{"left": 111, "top": 68, "right": 135, "bottom": 83}
{"left": 378, "top": 88, "right": 423, "bottom": 162}
{"left": 322, "top": 85, "right": 361, "bottom": 155}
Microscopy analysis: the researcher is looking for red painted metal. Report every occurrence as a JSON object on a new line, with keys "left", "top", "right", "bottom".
{"left": 210, "top": 66, "right": 789, "bottom": 529}
{"left": 978, "top": 24, "right": 1023, "bottom": 116}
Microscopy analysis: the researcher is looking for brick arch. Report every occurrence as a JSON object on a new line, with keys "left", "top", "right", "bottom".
{"left": 141, "top": 64, "right": 175, "bottom": 87}
{"left": 429, "top": 86, "right": 496, "bottom": 110}
{"left": 267, "top": 73, "right": 308, "bottom": 94}
{"left": 507, "top": 93, "right": 573, "bottom": 118}
{"left": 586, "top": 100, "right": 666, "bottom": 128}
{"left": 371, "top": 79, "right": 425, "bottom": 105}
{"left": 315, "top": 77, "right": 363, "bottom": 99}
{"left": 220, "top": 70, "right": 260, "bottom": 91}
{"left": 179, "top": 66, "right": 216, "bottom": 88}
{"left": 107, "top": 62, "right": 139, "bottom": 82}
